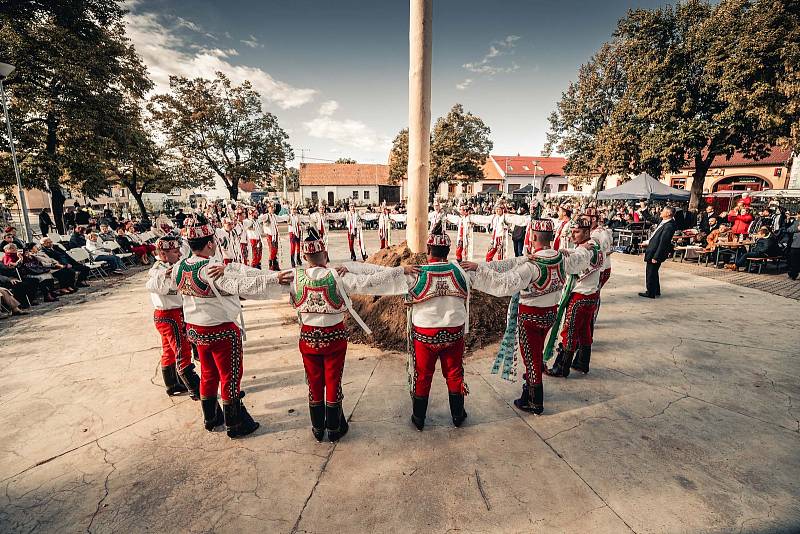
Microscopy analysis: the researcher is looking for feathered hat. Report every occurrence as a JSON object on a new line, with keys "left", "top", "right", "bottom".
{"left": 302, "top": 226, "right": 326, "bottom": 255}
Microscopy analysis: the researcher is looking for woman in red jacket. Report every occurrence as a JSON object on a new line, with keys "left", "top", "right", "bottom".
{"left": 727, "top": 201, "right": 753, "bottom": 239}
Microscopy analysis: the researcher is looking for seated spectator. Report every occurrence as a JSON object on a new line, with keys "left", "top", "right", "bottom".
{"left": 69, "top": 226, "right": 87, "bottom": 249}
{"left": 698, "top": 205, "right": 716, "bottom": 233}
{"left": 4, "top": 227, "right": 25, "bottom": 249}
{"left": 98, "top": 223, "right": 116, "bottom": 242}
{"left": 115, "top": 227, "right": 150, "bottom": 265}
{"left": 32, "top": 243, "right": 78, "bottom": 293}
{"left": 85, "top": 232, "right": 125, "bottom": 274}
{"left": 0, "top": 286, "right": 27, "bottom": 316}
{"left": 727, "top": 201, "right": 753, "bottom": 240}
{"left": 706, "top": 224, "right": 730, "bottom": 251}
{"left": 726, "top": 227, "right": 780, "bottom": 271}
{"left": 4, "top": 243, "right": 59, "bottom": 302}
{"left": 39, "top": 237, "right": 90, "bottom": 287}
{"left": 0, "top": 263, "right": 38, "bottom": 307}
{"left": 123, "top": 222, "right": 156, "bottom": 256}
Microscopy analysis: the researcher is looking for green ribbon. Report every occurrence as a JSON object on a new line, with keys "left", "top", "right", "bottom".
{"left": 542, "top": 273, "right": 577, "bottom": 362}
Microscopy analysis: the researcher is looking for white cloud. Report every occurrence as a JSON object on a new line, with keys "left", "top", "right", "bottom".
{"left": 124, "top": 6, "right": 316, "bottom": 109}
{"left": 240, "top": 34, "right": 263, "bottom": 49}
{"left": 456, "top": 78, "right": 473, "bottom": 90}
{"left": 318, "top": 100, "right": 339, "bottom": 116}
{"left": 304, "top": 104, "right": 390, "bottom": 151}
{"left": 463, "top": 35, "right": 521, "bottom": 77}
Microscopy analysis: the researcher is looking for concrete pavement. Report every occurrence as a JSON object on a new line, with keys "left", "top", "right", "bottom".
{"left": 1, "top": 233, "right": 798, "bottom": 533}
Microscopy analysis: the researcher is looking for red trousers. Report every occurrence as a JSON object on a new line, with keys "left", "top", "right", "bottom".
{"left": 380, "top": 237, "right": 387, "bottom": 249}
{"left": 485, "top": 238, "right": 504, "bottom": 261}
{"left": 299, "top": 323, "right": 348, "bottom": 404}
{"left": 154, "top": 308, "right": 192, "bottom": 370}
{"left": 267, "top": 236, "right": 278, "bottom": 260}
{"left": 410, "top": 325, "right": 466, "bottom": 397}
{"left": 456, "top": 240, "right": 465, "bottom": 261}
{"left": 560, "top": 292, "right": 599, "bottom": 351}
{"left": 347, "top": 233, "right": 359, "bottom": 256}
{"left": 289, "top": 234, "right": 300, "bottom": 258}
{"left": 187, "top": 322, "right": 243, "bottom": 403}
{"left": 249, "top": 239, "right": 262, "bottom": 268}
{"left": 518, "top": 304, "right": 557, "bottom": 387}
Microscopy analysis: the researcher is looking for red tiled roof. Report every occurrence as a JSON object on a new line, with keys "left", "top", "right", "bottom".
{"left": 299, "top": 163, "right": 391, "bottom": 186}
{"left": 489, "top": 155, "right": 566, "bottom": 177}
{"left": 687, "top": 147, "right": 792, "bottom": 169}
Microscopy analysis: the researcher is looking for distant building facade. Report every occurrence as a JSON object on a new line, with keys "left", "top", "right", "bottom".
{"left": 299, "top": 163, "right": 398, "bottom": 206}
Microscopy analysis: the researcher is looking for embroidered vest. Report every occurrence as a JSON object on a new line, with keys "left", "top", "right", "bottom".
{"left": 291, "top": 268, "right": 344, "bottom": 314}
{"left": 578, "top": 243, "right": 604, "bottom": 281}
{"left": 407, "top": 262, "right": 468, "bottom": 304}
{"left": 522, "top": 251, "right": 567, "bottom": 298}
{"left": 175, "top": 258, "right": 213, "bottom": 298}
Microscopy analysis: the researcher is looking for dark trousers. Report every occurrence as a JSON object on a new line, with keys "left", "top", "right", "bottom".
{"left": 789, "top": 248, "right": 800, "bottom": 279}
{"left": 513, "top": 238, "right": 525, "bottom": 257}
{"left": 735, "top": 251, "right": 764, "bottom": 269}
{"left": 645, "top": 260, "right": 662, "bottom": 297}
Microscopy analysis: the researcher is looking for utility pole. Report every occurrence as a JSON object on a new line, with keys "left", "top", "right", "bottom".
{"left": 407, "top": 0, "right": 432, "bottom": 252}
{"left": 0, "top": 63, "right": 32, "bottom": 242}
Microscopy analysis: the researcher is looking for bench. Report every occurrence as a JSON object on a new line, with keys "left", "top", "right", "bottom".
{"left": 747, "top": 256, "right": 783, "bottom": 274}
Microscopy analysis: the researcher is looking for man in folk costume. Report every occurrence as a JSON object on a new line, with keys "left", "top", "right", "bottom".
{"left": 455, "top": 203, "right": 474, "bottom": 262}
{"left": 235, "top": 208, "right": 250, "bottom": 266}
{"left": 588, "top": 209, "right": 613, "bottom": 332}
{"left": 215, "top": 217, "right": 244, "bottom": 265}
{"left": 309, "top": 203, "right": 328, "bottom": 246}
{"left": 175, "top": 216, "right": 291, "bottom": 438}
{"left": 486, "top": 202, "right": 509, "bottom": 261}
{"left": 146, "top": 236, "right": 202, "bottom": 398}
{"left": 487, "top": 220, "right": 593, "bottom": 414}
{"left": 346, "top": 223, "right": 524, "bottom": 431}
{"left": 545, "top": 216, "right": 605, "bottom": 377}
{"left": 428, "top": 199, "right": 446, "bottom": 233}
{"left": 245, "top": 208, "right": 263, "bottom": 268}
{"left": 553, "top": 205, "right": 573, "bottom": 251}
{"left": 346, "top": 204, "right": 367, "bottom": 261}
{"left": 378, "top": 204, "right": 393, "bottom": 249}
{"left": 291, "top": 229, "right": 411, "bottom": 442}
{"left": 260, "top": 202, "right": 280, "bottom": 271}
{"left": 287, "top": 205, "right": 303, "bottom": 267}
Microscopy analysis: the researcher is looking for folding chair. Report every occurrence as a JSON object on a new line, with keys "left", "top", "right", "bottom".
{"left": 104, "top": 241, "right": 135, "bottom": 268}
{"left": 66, "top": 247, "right": 107, "bottom": 280}
{"left": 47, "top": 232, "right": 63, "bottom": 244}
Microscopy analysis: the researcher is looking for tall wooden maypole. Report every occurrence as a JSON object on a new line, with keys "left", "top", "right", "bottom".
{"left": 406, "top": 0, "right": 432, "bottom": 252}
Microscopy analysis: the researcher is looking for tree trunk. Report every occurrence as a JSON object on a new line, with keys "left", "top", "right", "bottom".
{"left": 129, "top": 189, "right": 149, "bottom": 220}
{"left": 592, "top": 173, "right": 608, "bottom": 196}
{"left": 227, "top": 184, "right": 238, "bottom": 201}
{"left": 689, "top": 154, "right": 713, "bottom": 212}
{"left": 45, "top": 114, "right": 66, "bottom": 234}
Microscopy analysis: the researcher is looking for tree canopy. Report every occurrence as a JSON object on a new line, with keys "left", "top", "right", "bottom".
{"left": 0, "top": 0, "right": 151, "bottom": 231}
{"left": 334, "top": 157, "right": 357, "bottom": 164}
{"left": 148, "top": 72, "right": 293, "bottom": 201}
{"left": 545, "top": 0, "right": 800, "bottom": 209}
{"left": 389, "top": 104, "right": 492, "bottom": 200}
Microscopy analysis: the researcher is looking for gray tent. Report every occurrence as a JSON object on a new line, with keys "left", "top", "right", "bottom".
{"left": 596, "top": 172, "right": 691, "bottom": 201}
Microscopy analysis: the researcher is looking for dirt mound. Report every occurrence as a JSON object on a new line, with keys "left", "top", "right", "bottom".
{"left": 346, "top": 242, "right": 510, "bottom": 353}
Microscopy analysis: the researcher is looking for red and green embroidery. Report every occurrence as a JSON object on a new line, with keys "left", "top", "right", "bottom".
{"left": 175, "top": 259, "right": 212, "bottom": 297}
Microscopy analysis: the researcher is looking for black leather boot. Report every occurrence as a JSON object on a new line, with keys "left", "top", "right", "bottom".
{"left": 201, "top": 397, "right": 224, "bottom": 431}
{"left": 571, "top": 345, "right": 591, "bottom": 374}
{"left": 326, "top": 403, "right": 349, "bottom": 442}
{"left": 411, "top": 395, "right": 428, "bottom": 431}
{"left": 350, "top": 251, "right": 357, "bottom": 261}
{"left": 178, "top": 363, "right": 201, "bottom": 400}
{"left": 162, "top": 365, "right": 188, "bottom": 396}
{"left": 513, "top": 382, "right": 531, "bottom": 410}
{"left": 531, "top": 383, "right": 544, "bottom": 415}
{"left": 544, "top": 345, "right": 565, "bottom": 377}
{"left": 309, "top": 403, "right": 326, "bottom": 442}
{"left": 448, "top": 393, "right": 468, "bottom": 427}
{"left": 224, "top": 397, "right": 260, "bottom": 439}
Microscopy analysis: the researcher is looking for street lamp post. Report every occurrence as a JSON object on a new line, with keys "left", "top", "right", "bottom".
{"left": 0, "top": 62, "right": 33, "bottom": 242}
{"left": 531, "top": 159, "right": 539, "bottom": 206}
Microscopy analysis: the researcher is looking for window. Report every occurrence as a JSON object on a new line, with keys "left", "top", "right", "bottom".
{"left": 558, "top": 184, "right": 568, "bottom": 192}
{"left": 671, "top": 178, "right": 686, "bottom": 190}
{"left": 311, "top": 191, "right": 318, "bottom": 204}
{"left": 352, "top": 190, "right": 359, "bottom": 199}
{"left": 522, "top": 166, "right": 530, "bottom": 171}
{"left": 448, "top": 183, "right": 456, "bottom": 194}
{"left": 507, "top": 183, "right": 520, "bottom": 193}
{"left": 363, "top": 190, "right": 370, "bottom": 200}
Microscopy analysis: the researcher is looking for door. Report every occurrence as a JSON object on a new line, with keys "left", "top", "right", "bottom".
{"left": 327, "top": 191, "right": 335, "bottom": 205}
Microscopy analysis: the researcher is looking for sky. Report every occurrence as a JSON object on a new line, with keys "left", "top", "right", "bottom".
{"left": 124, "top": 0, "right": 672, "bottom": 166}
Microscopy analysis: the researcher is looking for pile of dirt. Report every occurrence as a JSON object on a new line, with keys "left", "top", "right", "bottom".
{"left": 346, "top": 242, "right": 510, "bottom": 354}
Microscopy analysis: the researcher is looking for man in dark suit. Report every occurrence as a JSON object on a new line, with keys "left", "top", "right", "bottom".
{"left": 639, "top": 206, "right": 677, "bottom": 299}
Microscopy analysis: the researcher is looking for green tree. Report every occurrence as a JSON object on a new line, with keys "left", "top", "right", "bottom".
{"left": 0, "top": 0, "right": 151, "bottom": 232}
{"left": 148, "top": 72, "right": 293, "bottom": 201}
{"left": 388, "top": 105, "right": 492, "bottom": 200}
{"left": 275, "top": 166, "right": 299, "bottom": 193}
{"left": 334, "top": 157, "right": 357, "bottom": 164}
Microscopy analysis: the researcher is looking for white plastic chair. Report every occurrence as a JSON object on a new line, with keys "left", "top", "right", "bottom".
{"left": 65, "top": 247, "right": 107, "bottom": 280}
{"left": 103, "top": 241, "right": 135, "bottom": 268}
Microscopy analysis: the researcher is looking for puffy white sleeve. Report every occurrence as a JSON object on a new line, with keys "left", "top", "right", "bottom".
{"left": 563, "top": 246, "right": 591, "bottom": 274}
{"left": 223, "top": 262, "right": 267, "bottom": 277}
{"left": 214, "top": 270, "right": 284, "bottom": 299}
{"left": 340, "top": 261, "right": 392, "bottom": 275}
{"left": 469, "top": 264, "right": 525, "bottom": 297}
{"left": 145, "top": 264, "right": 174, "bottom": 295}
{"left": 340, "top": 266, "right": 408, "bottom": 296}
{"left": 480, "top": 256, "right": 529, "bottom": 273}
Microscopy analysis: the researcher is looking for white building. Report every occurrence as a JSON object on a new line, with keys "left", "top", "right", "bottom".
{"left": 299, "top": 163, "right": 399, "bottom": 206}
